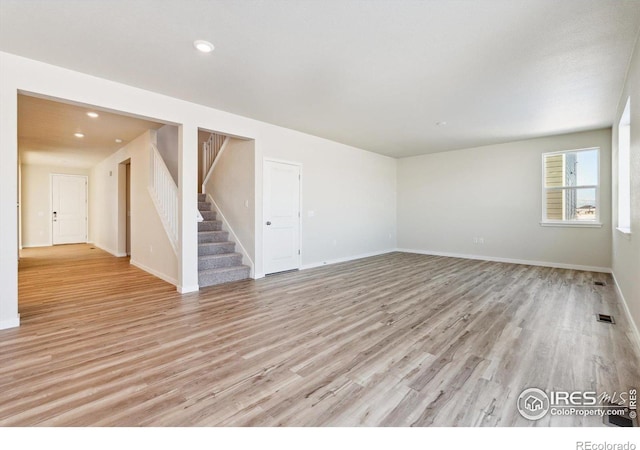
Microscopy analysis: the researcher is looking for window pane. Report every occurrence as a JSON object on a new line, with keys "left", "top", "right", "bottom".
{"left": 575, "top": 188, "right": 597, "bottom": 220}
{"left": 544, "top": 154, "right": 564, "bottom": 188}
{"left": 545, "top": 189, "right": 564, "bottom": 220}
{"left": 544, "top": 149, "right": 598, "bottom": 188}
{"left": 545, "top": 188, "right": 597, "bottom": 221}
{"left": 575, "top": 149, "right": 598, "bottom": 186}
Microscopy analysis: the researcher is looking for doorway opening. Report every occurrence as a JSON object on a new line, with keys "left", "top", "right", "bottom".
{"left": 17, "top": 92, "right": 166, "bottom": 322}
{"left": 117, "top": 159, "right": 131, "bottom": 257}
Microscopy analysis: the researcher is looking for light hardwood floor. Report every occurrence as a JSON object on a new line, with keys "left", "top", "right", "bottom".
{"left": 1, "top": 244, "right": 638, "bottom": 426}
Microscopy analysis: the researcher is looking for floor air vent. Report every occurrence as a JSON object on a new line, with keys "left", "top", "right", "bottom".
{"left": 596, "top": 314, "right": 615, "bottom": 324}
{"left": 594, "top": 280, "right": 607, "bottom": 286}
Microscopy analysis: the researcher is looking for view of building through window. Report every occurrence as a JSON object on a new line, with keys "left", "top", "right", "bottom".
{"left": 543, "top": 148, "right": 599, "bottom": 222}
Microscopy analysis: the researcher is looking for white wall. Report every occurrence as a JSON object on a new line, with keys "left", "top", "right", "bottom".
{"left": 397, "top": 129, "right": 612, "bottom": 271}
{"left": 0, "top": 66, "right": 19, "bottom": 329}
{"left": 90, "top": 153, "right": 119, "bottom": 255}
{"left": 205, "top": 138, "right": 256, "bottom": 267}
{"left": 21, "top": 164, "right": 90, "bottom": 247}
{"left": 260, "top": 129, "right": 397, "bottom": 270}
{"left": 0, "top": 51, "right": 397, "bottom": 329}
{"left": 91, "top": 130, "right": 178, "bottom": 284}
{"left": 205, "top": 134, "right": 398, "bottom": 274}
{"left": 155, "top": 125, "right": 179, "bottom": 184}
{"left": 611, "top": 35, "right": 640, "bottom": 346}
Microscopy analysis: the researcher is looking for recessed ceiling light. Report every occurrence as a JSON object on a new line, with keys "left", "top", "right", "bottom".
{"left": 74, "top": 132, "right": 84, "bottom": 138}
{"left": 86, "top": 112, "right": 99, "bottom": 118}
{"left": 115, "top": 138, "right": 123, "bottom": 143}
{"left": 436, "top": 121, "right": 447, "bottom": 126}
{"left": 193, "top": 40, "right": 214, "bottom": 53}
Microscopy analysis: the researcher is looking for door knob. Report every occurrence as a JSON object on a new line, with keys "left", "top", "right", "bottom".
{"left": 266, "top": 221, "right": 272, "bottom": 225}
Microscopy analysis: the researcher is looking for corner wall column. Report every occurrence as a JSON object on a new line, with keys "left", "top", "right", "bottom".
{"left": 177, "top": 123, "right": 199, "bottom": 293}
{"left": 0, "top": 84, "right": 20, "bottom": 329}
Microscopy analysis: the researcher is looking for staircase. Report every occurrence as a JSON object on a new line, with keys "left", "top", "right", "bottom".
{"left": 197, "top": 193, "right": 250, "bottom": 287}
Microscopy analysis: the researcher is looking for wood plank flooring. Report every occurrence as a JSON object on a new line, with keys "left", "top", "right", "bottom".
{"left": 1, "top": 244, "right": 638, "bottom": 426}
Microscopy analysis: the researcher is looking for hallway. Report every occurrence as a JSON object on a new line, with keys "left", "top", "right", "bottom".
{"left": 18, "top": 244, "right": 177, "bottom": 326}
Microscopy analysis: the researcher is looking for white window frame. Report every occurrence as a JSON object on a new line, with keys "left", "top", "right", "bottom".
{"left": 617, "top": 97, "right": 631, "bottom": 236}
{"left": 540, "top": 147, "right": 602, "bottom": 228}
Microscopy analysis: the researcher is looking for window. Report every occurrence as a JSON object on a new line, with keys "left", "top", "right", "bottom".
{"left": 541, "top": 147, "right": 600, "bottom": 226}
{"left": 618, "top": 97, "right": 631, "bottom": 233}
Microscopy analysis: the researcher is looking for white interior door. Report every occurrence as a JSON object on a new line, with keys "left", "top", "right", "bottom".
{"left": 264, "top": 160, "right": 301, "bottom": 274}
{"left": 52, "top": 174, "right": 87, "bottom": 245}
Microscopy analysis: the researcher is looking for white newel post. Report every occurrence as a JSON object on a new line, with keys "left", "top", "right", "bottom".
{"left": 0, "top": 81, "right": 20, "bottom": 329}
{"left": 177, "top": 123, "right": 199, "bottom": 293}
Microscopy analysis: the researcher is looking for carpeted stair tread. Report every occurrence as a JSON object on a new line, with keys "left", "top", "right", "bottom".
{"left": 198, "top": 220, "right": 223, "bottom": 231}
{"left": 200, "top": 210, "right": 217, "bottom": 220}
{"left": 198, "top": 252, "right": 243, "bottom": 270}
{"left": 199, "top": 265, "right": 251, "bottom": 287}
{"left": 198, "top": 230, "right": 229, "bottom": 243}
{"left": 198, "top": 241, "right": 236, "bottom": 255}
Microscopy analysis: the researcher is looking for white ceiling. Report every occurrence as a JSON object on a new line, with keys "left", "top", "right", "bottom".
{"left": 19, "top": 95, "right": 163, "bottom": 168}
{"left": 2, "top": 0, "right": 640, "bottom": 158}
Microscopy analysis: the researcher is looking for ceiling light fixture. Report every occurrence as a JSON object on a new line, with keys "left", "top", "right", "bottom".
{"left": 74, "top": 132, "right": 85, "bottom": 138}
{"left": 436, "top": 121, "right": 447, "bottom": 126}
{"left": 86, "top": 112, "right": 99, "bottom": 118}
{"left": 193, "top": 40, "right": 215, "bottom": 53}
{"left": 115, "top": 138, "right": 123, "bottom": 143}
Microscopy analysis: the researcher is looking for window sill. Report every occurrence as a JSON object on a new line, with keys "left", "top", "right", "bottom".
{"left": 540, "top": 221, "right": 603, "bottom": 228}
{"left": 616, "top": 227, "right": 632, "bottom": 239}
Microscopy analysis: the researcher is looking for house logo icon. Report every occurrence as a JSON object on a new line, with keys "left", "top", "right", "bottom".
{"left": 517, "top": 388, "right": 550, "bottom": 420}
{"left": 525, "top": 395, "right": 544, "bottom": 412}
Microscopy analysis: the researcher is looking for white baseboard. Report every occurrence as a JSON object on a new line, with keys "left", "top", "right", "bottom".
{"left": 0, "top": 316, "right": 20, "bottom": 330}
{"left": 611, "top": 272, "right": 640, "bottom": 359}
{"left": 301, "top": 249, "right": 396, "bottom": 270}
{"left": 177, "top": 284, "right": 199, "bottom": 294}
{"left": 396, "top": 248, "right": 612, "bottom": 273}
{"left": 130, "top": 259, "right": 178, "bottom": 286}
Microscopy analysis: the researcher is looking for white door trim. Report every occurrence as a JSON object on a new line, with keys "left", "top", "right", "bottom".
{"left": 262, "top": 158, "right": 302, "bottom": 274}
{"left": 50, "top": 173, "right": 88, "bottom": 245}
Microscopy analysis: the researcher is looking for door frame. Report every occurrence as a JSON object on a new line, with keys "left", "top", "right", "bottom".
{"left": 262, "top": 158, "right": 303, "bottom": 274}
{"left": 50, "top": 173, "right": 89, "bottom": 246}
{"left": 116, "top": 159, "right": 131, "bottom": 257}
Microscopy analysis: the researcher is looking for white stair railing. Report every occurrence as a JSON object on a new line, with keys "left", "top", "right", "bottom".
{"left": 201, "top": 133, "right": 226, "bottom": 191}
{"left": 149, "top": 142, "right": 179, "bottom": 255}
